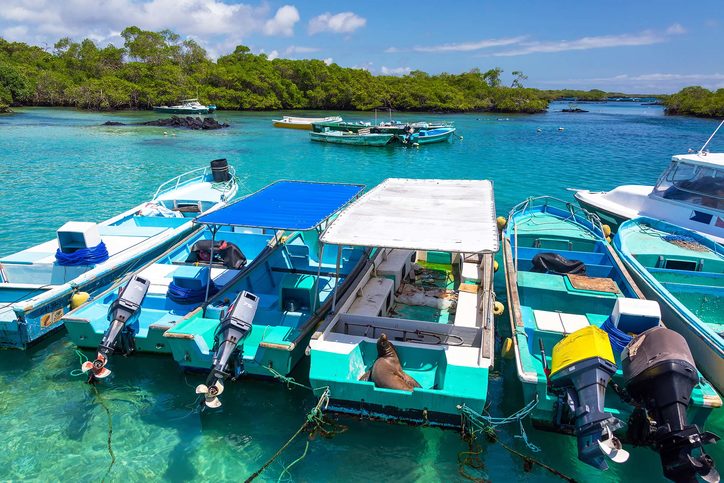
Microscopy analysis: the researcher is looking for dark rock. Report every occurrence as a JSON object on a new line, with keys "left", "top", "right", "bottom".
{"left": 101, "top": 115, "right": 230, "bottom": 130}
{"left": 139, "top": 115, "right": 229, "bottom": 130}
{"left": 561, "top": 108, "right": 589, "bottom": 113}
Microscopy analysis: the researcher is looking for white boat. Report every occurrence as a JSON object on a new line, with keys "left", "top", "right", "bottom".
{"left": 0, "top": 161, "right": 237, "bottom": 348}
{"left": 153, "top": 99, "right": 216, "bottom": 115}
{"left": 574, "top": 151, "right": 724, "bottom": 243}
{"left": 308, "top": 178, "right": 500, "bottom": 426}
{"left": 272, "top": 116, "right": 343, "bottom": 130}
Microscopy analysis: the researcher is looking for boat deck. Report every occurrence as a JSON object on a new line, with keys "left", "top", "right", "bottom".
{"left": 65, "top": 228, "right": 274, "bottom": 350}
{"left": 622, "top": 222, "right": 723, "bottom": 334}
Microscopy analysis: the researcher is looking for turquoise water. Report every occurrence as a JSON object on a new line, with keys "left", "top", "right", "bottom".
{"left": 0, "top": 104, "right": 721, "bottom": 481}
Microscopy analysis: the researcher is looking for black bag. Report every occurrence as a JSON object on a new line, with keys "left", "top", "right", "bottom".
{"left": 531, "top": 252, "right": 586, "bottom": 275}
{"left": 186, "top": 240, "right": 247, "bottom": 269}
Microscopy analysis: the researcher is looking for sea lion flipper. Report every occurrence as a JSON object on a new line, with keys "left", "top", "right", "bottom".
{"left": 397, "top": 370, "right": 421, "bottom": 389}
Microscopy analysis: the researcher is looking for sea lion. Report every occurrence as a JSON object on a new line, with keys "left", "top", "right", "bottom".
{"left": 361, "top": 333, "right": 421, "bottom": 391}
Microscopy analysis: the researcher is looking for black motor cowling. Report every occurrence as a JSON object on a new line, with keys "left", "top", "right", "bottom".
{"left": 210, "top": 158, "right": 230, "bottom": 182}
{"left": 623, "top": 326, "right": 719, "bottom": 483}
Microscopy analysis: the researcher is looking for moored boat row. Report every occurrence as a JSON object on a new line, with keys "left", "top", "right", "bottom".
{"left": 2, "top": 124, "right": 722, "bottom": 481}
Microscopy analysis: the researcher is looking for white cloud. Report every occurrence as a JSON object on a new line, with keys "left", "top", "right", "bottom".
{"left": 266, "top": 49, "right": 279, "bottom": 60}
{"left": 666, "top": 23, "right": 686, "bottom": 35}
{"left": 0, "top": 0, "right": 297, "bottom": 56}
{"left": 387, "top": 36, "right": 525, "bottom": 53}
{"left": 323, "top": 57, "right": 333, "bottom": 65}
{"left": 285, "top": 45, "right": 320, "bottom": 55}
{"left": 492, "top": 31, "right": 665, "bottom": 57}
{"left": 309, "top": 12, "right": 366, "bottom": 35}
{"left": 263, "top": 5, "right": 299, "bottom": 37}
{"left": 537, "top": 72, "right": 724, "bottom": 92}
{"left": 381, "top": 66, "right": 411, "bottom": 76}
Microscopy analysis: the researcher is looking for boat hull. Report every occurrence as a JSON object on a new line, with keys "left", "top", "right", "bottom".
{"left": 1, "top": 228, "right": 195, "bottom": 349}
{"left": 310, "top": 132, "right": 393, "bottom": 146}
{"left": 273, "top": 121, "right": 313, "bottom": 130}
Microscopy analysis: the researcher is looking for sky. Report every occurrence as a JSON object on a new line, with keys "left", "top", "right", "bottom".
{"left": 1, "top": 0, "right": 722, "bottom": 93}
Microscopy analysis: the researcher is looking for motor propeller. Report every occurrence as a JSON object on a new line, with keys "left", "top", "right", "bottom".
{"left": 81, "top": 275, "right": 150, "bottom": 383}
{"left": 196, "top": 379, "right": 224, "bottom": 408}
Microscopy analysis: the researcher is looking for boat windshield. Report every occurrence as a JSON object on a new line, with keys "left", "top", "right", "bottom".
{"left": 652, "top": 160, "right": 724, "bottom": 210}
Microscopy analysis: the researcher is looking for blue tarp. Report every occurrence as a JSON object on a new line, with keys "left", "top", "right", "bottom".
{"left": 195, "top": 180, "right": 364, "bottom": 230}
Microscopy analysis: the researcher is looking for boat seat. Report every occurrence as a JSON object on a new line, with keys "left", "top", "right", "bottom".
{"left": 348, "top": 277, "right": 394, "bottom": 317}
{"left": 454, "top": 284, "right": 482, "bottom": 328}
{"left": 532, "top": 309, "right": 590, "bottom": 334}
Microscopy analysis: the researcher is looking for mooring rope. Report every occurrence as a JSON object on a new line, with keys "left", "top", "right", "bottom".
{"left": 92, "top": 384, "right": 116, "bottom": 482}
{"left": 458, "top": 397, "right": 576, "bottom": 482}
{"left": 244, "top": 388, "right": 333, "bottom": 483}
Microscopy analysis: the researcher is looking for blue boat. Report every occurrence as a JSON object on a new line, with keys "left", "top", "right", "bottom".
{"left": 614, "top": 217, "right": 724, "bottom": 393}
{"left": 400, "top": 127, "right": 457, "bottom": 145}
{"left": 63, "top": 223, "right": 276, "bottom": 375}
{"left": 0, "top": 161, "right": 238, "bottom": 349}
{"left": 71, "top": 180, "right": 369, "bottom": 406}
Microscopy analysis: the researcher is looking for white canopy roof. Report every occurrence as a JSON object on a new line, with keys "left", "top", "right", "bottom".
{"left": 320, "top": 178, "right": 499, "bottom": 253}
{"left": 673, "top": 152, "right": 724, "bottom": 168}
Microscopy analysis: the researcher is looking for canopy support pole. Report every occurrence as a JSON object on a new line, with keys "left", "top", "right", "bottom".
{"left": 312, "top": 241, "right": 324, "bottom": 313}
{"left": 203, "top": 225, "right": 219, "bottom": 305}
{"left": 331, "top": 245, "right": 342, "bottom": 313}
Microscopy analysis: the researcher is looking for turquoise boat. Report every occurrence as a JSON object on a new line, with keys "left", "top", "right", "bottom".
{"left": 0, "top": 161, "right": 238, "bottom": 349}
{"left": 502, "top": 197, "right": 721, "bottom": 478}
{"left": 311, "top": 121, "right": 372, "bottom": 133}
{"left": 310, "top": 131, "right": 394, "bottom": 146}
{"left": 63, "top": 224, "right": 277, "bottom": 374}
{"left": 159, "top": 181, "right": 369, "bottom": 406}
{"left": 401, "top": 127, "right": 457, "bottom": 145}
{"left": 614, "top": 217, "right": 724, "bottom": 393}
{"left": 309, "top": 178, "right": 500, "bottom": 427}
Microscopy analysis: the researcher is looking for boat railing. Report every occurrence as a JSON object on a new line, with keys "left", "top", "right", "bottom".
{"left": 507, "top": 196, "right": 606, "bottom": 272}
{"left": 152, "top": 165, "right": 237, "bottom": 200}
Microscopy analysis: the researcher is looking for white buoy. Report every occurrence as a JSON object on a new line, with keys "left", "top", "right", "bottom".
{"left": 558, "top": 127, "right": 565, "bottom": 131}
{"left": 163, "top": 131, "right": 168, "bottom": 136}
{"left": 537, "top": 128, "right": 542, "bottom": 133}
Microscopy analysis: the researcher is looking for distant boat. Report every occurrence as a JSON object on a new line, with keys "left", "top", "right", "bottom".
{"left": 310, "top": 130, "right": 394, "bottom": 146}
{"left": 153, "top": 99, "right": 216, "bottom": 115}
{"left": 402, "top": 127, "right": 457, "bottom": 145}
{"left": 272, "top": 116, "right": 343, "bottom": 130}
{"left": 0, "top": 160, "right": 238, "bottom": 349}
{"left": 311, "top": 120, "right": 372, "bottom": 133}
{"left": 614, "top": 217, "right": 724, "bottom": 393}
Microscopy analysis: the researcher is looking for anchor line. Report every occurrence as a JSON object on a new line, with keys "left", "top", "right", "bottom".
{"left": 91, "top": 384, "right": 116, "bottom": 483}
{"left": 244, "top": 387, "right": 341, "bottom": 483}
{"left": 458, "top": 398, "right": 576, "bottom": 482}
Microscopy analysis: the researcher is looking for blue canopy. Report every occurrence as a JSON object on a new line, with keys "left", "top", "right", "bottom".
{"left": 195, "top": 180, "right": 364, "bottom": 230}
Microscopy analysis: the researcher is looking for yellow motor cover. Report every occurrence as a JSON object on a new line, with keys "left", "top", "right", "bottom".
{"left": 550, "top": 325, "right": 615, "bottom": 376}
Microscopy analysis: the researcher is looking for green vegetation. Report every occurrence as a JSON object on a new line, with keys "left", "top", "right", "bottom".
{"left": 663, "top": 86, "right": 724, "bottom": 118}
{"left": 0, "top": 26, "right": 548, "bottom": 113}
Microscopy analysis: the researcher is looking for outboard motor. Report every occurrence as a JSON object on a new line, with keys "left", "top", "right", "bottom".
{"left": 210, "top": 158, "right": 230, "bottom": 182}
{"left": 81, "top": 275, "right": 150, "bottom": 383}
{"left": 196, "top": 291, "right": 259, "bottom": 408}
{"left": 623, "top": 326, "right": 719, "bottom": 483}
{"left": 549, "top": 325, "right": 629, "bottom": 470}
